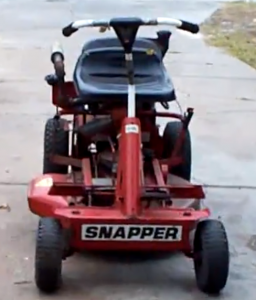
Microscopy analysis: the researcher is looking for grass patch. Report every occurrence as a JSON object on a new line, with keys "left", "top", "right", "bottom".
{"left": 202, "top": 1, "right": 256, "bottom": 68}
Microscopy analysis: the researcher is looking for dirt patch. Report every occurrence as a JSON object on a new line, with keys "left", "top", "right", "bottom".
{"left": 202, "top": 1, "right": 256, "bottom": 69}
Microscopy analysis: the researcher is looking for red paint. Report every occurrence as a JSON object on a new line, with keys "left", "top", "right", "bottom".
{"left": 28, "top": 81, "right": 210, "bottom": 253}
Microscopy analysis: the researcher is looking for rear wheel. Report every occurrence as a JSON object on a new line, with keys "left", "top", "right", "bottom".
{"left": 193, "top": 219, "right": 229, "bottom": 294}
{"left": 35, "top": 217, "right": 63, "bottom": 293}
{"left": 43, "top": 118, "right": 69, "bottom": 174}
{"left": 162, "top": 121, "right": 191, "bottom": 181}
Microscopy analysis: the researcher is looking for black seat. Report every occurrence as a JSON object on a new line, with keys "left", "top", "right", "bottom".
{"left": 73, "top": 37, "right": 176, "bottom": 105}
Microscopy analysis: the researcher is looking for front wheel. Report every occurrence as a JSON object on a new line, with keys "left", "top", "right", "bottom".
{"left": 193, "top": 219, "right": 229, "bottom": 294}
{"left": 35, "top": 218, "right": 63, "bottom": 293}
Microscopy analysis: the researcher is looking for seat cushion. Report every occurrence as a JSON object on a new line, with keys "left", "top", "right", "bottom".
{"left": 73, "top": 37, "right": 176, "bottom": 105}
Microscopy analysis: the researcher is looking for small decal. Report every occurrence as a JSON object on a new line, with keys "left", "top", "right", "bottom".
{"left": 146, "top": 49, "right": 155, "bottom": 55}
{"left": 99, "top": 26, "right": 110, "bottom": 33}
{"left": 125, "top": 124, "right": 139, "bottom": 134}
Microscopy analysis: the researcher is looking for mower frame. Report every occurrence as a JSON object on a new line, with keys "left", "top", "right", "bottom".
{"left": 29, "top": 81, "right": 209, "bottom": 252}
{"left": 28, "top": 17, "right": 209, "bottom": 252}
{"left": 28, "top": 16, "right": 230, "bottom": 296}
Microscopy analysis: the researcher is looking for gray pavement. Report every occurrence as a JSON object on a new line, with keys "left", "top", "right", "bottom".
{"left": 0, "top": 0, "right": 256, "bottom": 299}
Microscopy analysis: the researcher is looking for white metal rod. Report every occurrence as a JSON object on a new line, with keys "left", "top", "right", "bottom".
{"left": 128, "top": 85, "right": 136, "bottom": 118}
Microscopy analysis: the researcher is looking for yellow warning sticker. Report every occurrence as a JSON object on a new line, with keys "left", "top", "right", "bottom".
{"left": 35, "top": 177, "right": 53, "bottom": 187}
{"left": 146, "top": 49, "right": 154, "bottom": 55}
{"left": 99, "top": 26, "right": 110, "bottom": 33}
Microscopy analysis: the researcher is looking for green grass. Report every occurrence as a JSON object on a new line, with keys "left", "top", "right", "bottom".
{"left": 202, "top": 1, "right": 256, "bottom": 68}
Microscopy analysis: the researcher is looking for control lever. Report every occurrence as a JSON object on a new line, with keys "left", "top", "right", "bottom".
{"left": 161, "top": 102, "right": 169, "bottom": 110}
{"left": 157, "top": 30, "right": 172, "bottom": 57}
{"left": 49, "top": 42, "right": 71, "bottom": 107}
{"left": 51, "top": 42, "right": 65, "bottom": 78}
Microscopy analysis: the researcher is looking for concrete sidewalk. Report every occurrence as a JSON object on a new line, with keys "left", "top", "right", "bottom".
{"left": 0, "top": 0, "right": 256, "bottom": 299}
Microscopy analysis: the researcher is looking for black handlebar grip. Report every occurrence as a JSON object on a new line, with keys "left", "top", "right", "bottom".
{"left": 62, "top": 23, "right": 78, "bottom": 37}
{"left": 178, "top": 20, "right": 199, "bottom": 34}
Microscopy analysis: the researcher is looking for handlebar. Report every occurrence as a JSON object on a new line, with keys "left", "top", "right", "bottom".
{"left": 62, "top": 17, "right": 199, "bottom": 37}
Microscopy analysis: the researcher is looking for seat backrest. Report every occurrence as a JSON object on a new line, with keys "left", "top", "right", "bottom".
{"left": 78, "top": 37, "right": 165, "bottom": 85}
{"left": 82, "top": 37, "right": 163, "bottom": 59}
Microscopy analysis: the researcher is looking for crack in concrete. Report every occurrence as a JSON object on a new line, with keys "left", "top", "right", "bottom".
{"left": 202, "top": 184, "right": 256, "bottom": 190}
{"left": 173, "top": 74, "right": 256, "bottom": 80}
{"left": 0, "top": 181, "right": 256, "bottom": 190}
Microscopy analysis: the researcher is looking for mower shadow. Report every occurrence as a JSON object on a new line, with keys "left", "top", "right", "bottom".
{"left": 80, "top": 250, "right": 175, "bottom": 263}
{"left": 59, "top": 251, "right": 197, "bottom": 296}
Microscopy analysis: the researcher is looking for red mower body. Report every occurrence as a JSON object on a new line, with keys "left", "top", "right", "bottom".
{"left": 28, "top": 91, "right": 209, "bottom": 252}
{"left": 29, "top": 16, "right": 230, "bottom": 294}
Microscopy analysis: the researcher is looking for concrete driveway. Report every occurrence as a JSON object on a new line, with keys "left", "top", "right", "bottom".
{"left": 0, "top": 0, "right": 256, "bottom": 299}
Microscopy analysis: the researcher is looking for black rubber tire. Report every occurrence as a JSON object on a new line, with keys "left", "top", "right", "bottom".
{"left": 35, "top": 217, "right": 63, "bottom": 293}
{"left": 193, "top": 219, "right": 229, "bottom": 294}
{"left": 43, "top": 118, "right": 69, "bottom": 174}
{"left": 162, "top": 121, "right": 191, "bottom": 181}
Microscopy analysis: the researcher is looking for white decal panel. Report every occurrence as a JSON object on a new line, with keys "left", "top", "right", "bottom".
{"left": 125, "top": 124, "right": 139, "bottom": 134}
{"left": 81, "top": 224, "right": 182, "bottom": 241}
